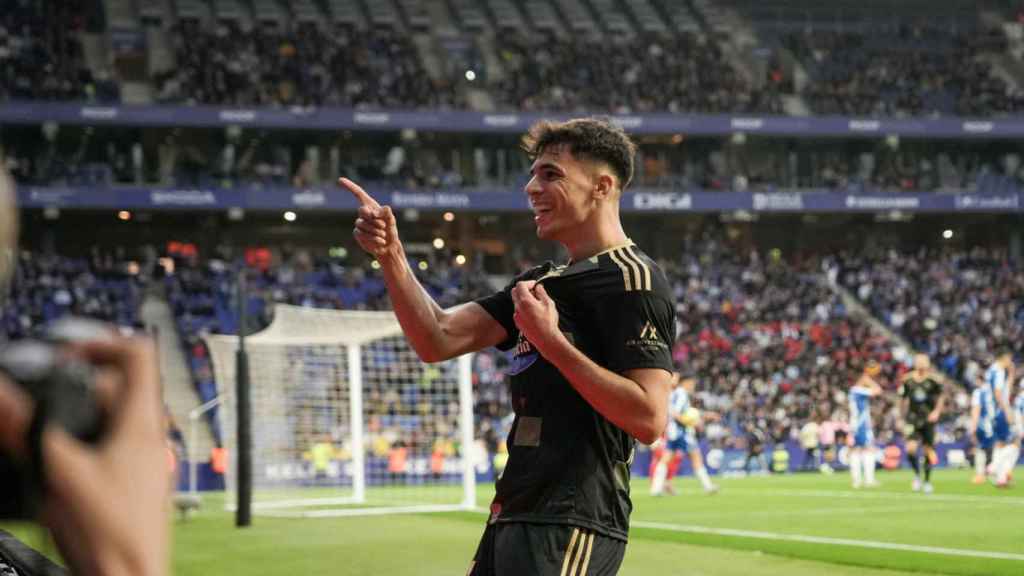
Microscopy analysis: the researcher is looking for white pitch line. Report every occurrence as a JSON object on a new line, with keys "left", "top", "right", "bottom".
{"left": 676, "top": 504, "right": 926, "bottom": 520}
{"left": 631, "top": 521, "right": 1024, "bottom": 562}
{"left": 726, "top": 488, "right": 1024, "bottom": 506}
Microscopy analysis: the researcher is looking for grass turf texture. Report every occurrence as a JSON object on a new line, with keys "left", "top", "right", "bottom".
{"left": 5, "top": 469, "right": 1021, "bottom": 575}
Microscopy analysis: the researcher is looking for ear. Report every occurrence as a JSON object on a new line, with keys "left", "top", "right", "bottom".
{"left": 592, "top": 173, "right": 616, "bottom": 201}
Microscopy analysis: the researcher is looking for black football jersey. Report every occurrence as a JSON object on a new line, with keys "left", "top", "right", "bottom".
{"left": 475, "top": 242, "right": 675, "bottom": 541}
{"left": 899, "top": 374, "right": 943, "bottom": 421}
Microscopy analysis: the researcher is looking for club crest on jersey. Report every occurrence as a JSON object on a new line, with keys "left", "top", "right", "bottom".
{"left": 507, "top": 332, "right": 539, "bottom": 375}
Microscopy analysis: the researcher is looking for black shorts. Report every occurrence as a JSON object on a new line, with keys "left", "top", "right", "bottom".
{"left": 907, "top": 420, "right": 936, "bottom": 446}
{"left": 468, "top": 522, "right": 626, "bottom": 576}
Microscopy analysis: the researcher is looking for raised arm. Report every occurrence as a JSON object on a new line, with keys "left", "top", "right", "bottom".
{"left": 343, "top": 178, "right": 507, "bottom": 362}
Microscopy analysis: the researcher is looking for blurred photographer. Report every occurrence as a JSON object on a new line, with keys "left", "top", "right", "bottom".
{"left": 0, "top": 169, "right": 170, "bottom": 576}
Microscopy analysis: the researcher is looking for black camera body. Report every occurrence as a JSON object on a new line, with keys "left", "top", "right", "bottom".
{"left": 0, "top": 320, "right": 106, "bottom": 519}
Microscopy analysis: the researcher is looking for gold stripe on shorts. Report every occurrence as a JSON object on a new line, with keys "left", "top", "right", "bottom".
{"left": 577, "top": 531, "right": 595, "bottom": 575}
{"left": 560, "top": 528, "right": 582, "bottom": 576}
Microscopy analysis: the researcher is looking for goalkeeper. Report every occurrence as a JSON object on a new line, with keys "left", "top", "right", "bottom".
{"left": 649, "top": 373, "right": 719, "bottom": 496}
{"left": 344, "top": 118, "right": 676, "bottom": 576}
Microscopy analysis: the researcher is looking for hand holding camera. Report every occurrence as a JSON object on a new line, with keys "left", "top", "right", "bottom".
{"left": 0, "top": 324, "right": 169, "bottom": 576}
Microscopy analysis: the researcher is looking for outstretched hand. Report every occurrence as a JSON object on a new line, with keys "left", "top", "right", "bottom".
{"left": 511, "top": 281, "right": 563, "bottom": 354}
{"left": 341, "top": 177, "right": 402, "bottom": 261}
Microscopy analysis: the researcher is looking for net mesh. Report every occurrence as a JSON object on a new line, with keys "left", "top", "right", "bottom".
{"left": 205, "top": 304, "right": 475, "bottom": 516}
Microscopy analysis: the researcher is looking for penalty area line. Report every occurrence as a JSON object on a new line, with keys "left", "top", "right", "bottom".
{"left": 631, "top": 521, "right": 1024, "bottom": 562}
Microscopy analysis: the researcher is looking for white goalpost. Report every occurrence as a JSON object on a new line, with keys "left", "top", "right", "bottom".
{"left": 204, "top": 304, "right": 476, "bottom": 517}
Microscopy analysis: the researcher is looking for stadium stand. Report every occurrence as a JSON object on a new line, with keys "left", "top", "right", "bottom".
{"left": 520, "top": 0, "right": 562, "bottom": 32}
{"left": 3, "top": 230, "right": 1015, "bottom": 477}
{"left": 0, "top": 0, "right": 116, "bottom": 102}
{"left": 839, "top": 247, "right": 1024, "bottom": 385}
{"left": 489, "top": 31, "right": 780, "bottom": 113}
{"left": 783, "top": 25, "right": 1023, "bottom": 117}
{"left": 6, "top": 0, "right": 1024, "bottom": 121}
{"left": 623, "top": 0, "right": 669, "bottom": 35}
{"left": 448, "top": 0, "right": 490, "bottom": 32}
{"left": 484, "top": 0, "right": 526, "bottom": 32}
{"left": 324, "top": 0, "right": 367, "bottom": 28}
{"left": 1, "top": 251, "right": 143, "bottom": 340}
{"left": 152, "top": 19, "right": 457, "bottom": 107}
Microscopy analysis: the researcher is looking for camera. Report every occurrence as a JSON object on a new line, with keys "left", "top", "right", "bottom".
{"left": 0, "top": 319, "right": 106, "bottom": 519}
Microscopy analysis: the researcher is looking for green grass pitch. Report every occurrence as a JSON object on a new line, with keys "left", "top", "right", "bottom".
{"left": 6, "top": 468, "right": 1022, "bottom": 575}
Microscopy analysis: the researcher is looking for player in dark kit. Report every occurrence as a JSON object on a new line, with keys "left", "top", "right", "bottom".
{"left": 899, "top": 353, "right": 945, "bottom": 494}
{"left": 345, "top": 118, "right": 675, "bottom": 575}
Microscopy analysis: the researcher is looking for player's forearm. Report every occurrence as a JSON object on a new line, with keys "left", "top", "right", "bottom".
{"left": 536, "top": 334, "right": 665, "bottom": 444}
{"left": 378, "top": 251, "right": 449, "bottom": 362}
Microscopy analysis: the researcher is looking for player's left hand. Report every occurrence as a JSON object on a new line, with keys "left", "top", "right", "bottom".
{"left": 927, "top": 411, "right": 939, "bottom": 423}
{"left": 511, "top": 280, "right": 562, "bottom": 353}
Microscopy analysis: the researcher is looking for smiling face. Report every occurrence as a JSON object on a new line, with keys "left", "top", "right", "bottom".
{"left": 525, "top": 144, "right": 607, "bottom": 243}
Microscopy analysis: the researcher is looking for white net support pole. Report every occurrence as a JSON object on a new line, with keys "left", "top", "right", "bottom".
{"left": 347, "top": 343, "right": 366, "bottom": 504}
{"left": 459, "top": 353, "right": 475, "bottom": 510}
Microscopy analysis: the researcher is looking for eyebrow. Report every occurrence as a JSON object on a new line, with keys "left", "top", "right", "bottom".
{"left": 529, "top": 161, "right": 565, "bottom": 176}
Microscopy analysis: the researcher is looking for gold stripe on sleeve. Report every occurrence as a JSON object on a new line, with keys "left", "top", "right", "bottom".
{"left": 606, "top": 249, "right": 634, "bottom": 291}
{"left": 624, "top": 245, "right": 652, "bottom": 291}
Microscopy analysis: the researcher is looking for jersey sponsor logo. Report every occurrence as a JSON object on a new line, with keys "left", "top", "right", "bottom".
{"left": 639, "top": 321, "right": 658, "bottom": 340}
{"left": 626, "top": 319, "right": 667, "bottom": 351}
{"left": 507, "top": 332, "right": 539, "bottom": 375}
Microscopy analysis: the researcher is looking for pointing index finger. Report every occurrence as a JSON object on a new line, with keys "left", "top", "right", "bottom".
{"left": 339, "top": 177, "right": 380, "bottom": 209}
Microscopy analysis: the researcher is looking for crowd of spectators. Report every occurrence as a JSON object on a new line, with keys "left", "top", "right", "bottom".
{"left": 8, "top": 3, "right": 1024, "bottom": 121}
{"left": 663, "top": 231, "right": 917, "bottom": 456}
{"left": 786, "top": 24, "right": 1024, "bottom": 118}
{"left": 838, "top": 246, "right": 1024, "bottom": 385}
{"left": 1, "top": 250, "right": 143, "bottom": 340}
{"left": 0, "top": 0, "right": 117, "bottom": 102}
{"left": 492, "top": 32, "right": 782, "bottom": 115}
{"left": 154, "top": 20, "right": 461, "bottom": 109}
{"left": 6, "top": 237, "right": 1021, "bottom": 473}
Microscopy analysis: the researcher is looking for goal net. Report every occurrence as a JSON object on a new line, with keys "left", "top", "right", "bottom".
{"left": 204, "top": 304, "right": 476, "bottom": 517}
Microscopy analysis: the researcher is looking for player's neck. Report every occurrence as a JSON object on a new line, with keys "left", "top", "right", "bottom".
{"left": 561, "top": 220, "right": 630, "bottom": 263}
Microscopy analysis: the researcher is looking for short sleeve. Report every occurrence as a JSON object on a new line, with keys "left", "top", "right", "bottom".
{"left": 474, "top": 284, "right": 517, "bottom": 351}
{"left": 474, "top": 266, "right": 549, "bottom": 351}
{"left": 898, "top": 384, "right": 907, "bottom": 399}
{"left": 589, "top": 290, "right": 675, "bottom": 374}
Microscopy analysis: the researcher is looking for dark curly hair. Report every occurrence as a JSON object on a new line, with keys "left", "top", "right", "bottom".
{"left": 521, "top": 117, "right": 638, "bottom": 191}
